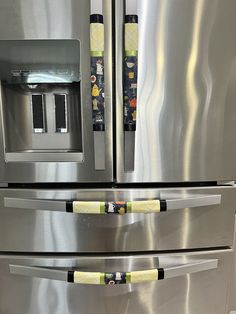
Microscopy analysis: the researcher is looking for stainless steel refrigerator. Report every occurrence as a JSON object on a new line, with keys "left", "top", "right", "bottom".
{"left": 0, "top": 0, "right": 235, "bottom": 313}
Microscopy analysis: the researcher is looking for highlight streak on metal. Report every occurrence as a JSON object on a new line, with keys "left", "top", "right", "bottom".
{"left": 135, "top": 0, "right": 168, "bottom": 180}
{"left": 199, "top": 2, "right": 217, "bottom": 178}
{"left": 185, "top": 274, "right": 191, "bottom": 314}
{"left": 184, "top": 0, "right": 205, "bottom": 180}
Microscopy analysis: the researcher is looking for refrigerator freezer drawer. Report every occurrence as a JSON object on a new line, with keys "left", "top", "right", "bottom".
{"left": 0, "top": 250, "right": 233, "bottom": 314}
{"left": 0, "top": 186, "right": 235, "bottom": 252}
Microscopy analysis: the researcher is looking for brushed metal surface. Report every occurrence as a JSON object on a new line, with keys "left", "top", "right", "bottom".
{"left": 2, "top": 83, "right": 83, "bottom": 162}
{"left": 91, "top": 0, "right": 103, "bottom": 15}
{"left": 116, "top": 0, "right": 236, "bottom": 183}
{"left": 94, "top": 131, "right": 106, "bottom": 170}
{"left": 126, "top": 0, "right": 138, "bottom": 15}
{"left": 5, "top": 152, "right": 84, "bottom": 163}
{"left": 0, "top": 0, "right": 113, "bottom": 183}
{"left": 229, "top": 216, "right": 236, "bottom": 312}
{"left": 0, "top": 186, "right": 234, "bottom": 252}
{"left": 0, "top": 250, "right": 232, "bottom": 314}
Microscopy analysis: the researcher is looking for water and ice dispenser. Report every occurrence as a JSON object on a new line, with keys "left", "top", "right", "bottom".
{"left": 0, "top": 40, "right": 83, "bottom": 162}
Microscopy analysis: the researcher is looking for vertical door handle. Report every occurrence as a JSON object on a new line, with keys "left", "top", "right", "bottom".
{"left": 90, "top": 0, "right": 105, "bottom": 169}
{"left": 124, "top": 0, "right": 138, "bottom": 171}
{"left": 124, "top": 14, "right": 138, "bottom": 132}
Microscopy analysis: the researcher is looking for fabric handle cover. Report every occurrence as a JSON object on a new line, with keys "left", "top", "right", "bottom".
{"left": 66, "top": 200, "right": 167, "bottom": 214}
{"left": 90, "top": 14, "right": 105, "bottom": 131}
{"left": 68, "top": 268, "right": 164, "bottom": 285}
{"left": 124, "top": 15, "right": 138, "bottom": 131}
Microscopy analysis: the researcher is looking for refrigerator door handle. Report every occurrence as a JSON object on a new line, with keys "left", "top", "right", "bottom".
{"left": 123, "top": 1, "right": 138, "bottom": 171}
{"left": 4, "top": 194, "right": 221, "bottom": 214}
{"left": 90, "top": 0, "right": 106, "bottom": 170}
{"left": 9, "top": 259, "right": 218, "bottom": 285}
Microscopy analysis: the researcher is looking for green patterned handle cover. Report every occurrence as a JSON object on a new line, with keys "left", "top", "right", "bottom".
{"left": 124, "top": 15, "right": 138, "bottom": 131}
{"left": 68, "top": 268, "right": 165, "bottom": 285}
{"left": 90, "top": 14, "right": 105, "bottom": 131}
{"left": 66, "top": 200, "right": 167, "bottom": 214}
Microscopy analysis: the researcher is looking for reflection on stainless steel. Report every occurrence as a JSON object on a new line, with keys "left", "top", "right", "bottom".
{"left": 193, "top": 1, "right": 217, "bottom": 179}
{"left": 229, "top": 216, "right": 236, "bottom": 313}
{"left": 0, "top": 251, "right": 232, "bottom": 313}
{"left": 184, "top": 0, "right": 204, "bottom": 181}
{"left": 0, "top": 187, "right": 235, "bottom": 252}
{"left": 19, "top": 0, "right": 73, "bottom": 39}
{"left": 185, "top": 274, "right": 191, "bottom": 314}
{"left": 136, "top": 0, "right": 168, "bottom": 180}
{"left": 116, "top": 0, "right": 236, "bottom": 182}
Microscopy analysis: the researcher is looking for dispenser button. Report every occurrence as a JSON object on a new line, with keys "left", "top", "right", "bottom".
{"left": 54, "top": 94, "right": 68, "bottom": 133}
{"left": 32, "top": 94, "right": 46, "bottom": 133}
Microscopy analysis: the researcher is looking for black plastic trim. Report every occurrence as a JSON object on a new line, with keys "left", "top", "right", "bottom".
{"left": 93, "top": 124, "right": 105, "bottom": 132}
{"left": 66, "top": 202, "right": 73, "bottom": 213}
{"left": 125, "top": 15, "right": 138, "bottom": 24}
{"left": 90, "top": 14, "right": 104, "bottom": 24}
{"left": 124, "top": 124, "right": 136, "bottom": 131}
{"left": 158, "top": 268, "right": 165, "bottom": 280}
{"left": 160, "top": 200, "right": 167, "bottom": 212}
{"left": 67, "top": 271, "right": 75, "bottom": 283}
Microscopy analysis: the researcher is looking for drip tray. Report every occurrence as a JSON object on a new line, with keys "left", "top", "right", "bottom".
{"left": 5, "top": 151, "right": 84, "bottom": 163}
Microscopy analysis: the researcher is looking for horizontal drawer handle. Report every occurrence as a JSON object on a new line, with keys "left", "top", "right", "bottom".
{"left": 4, "top": 195, "right": 221, "bottom": 215}
{"left": 9, "top": 259, "right": 218, "bottom": 285}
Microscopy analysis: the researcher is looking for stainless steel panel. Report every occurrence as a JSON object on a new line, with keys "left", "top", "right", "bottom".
{"left": 2, "top": 83, "right": 83, "bottom": 162}
{"left": 116, "top": 0, "right": 236, "bottom": 182}
{"left": 0, "top": 186, "right": 234, "bottom": 252}
{"left": 229, "top": 216, "right": 236, "bottom": 312}
{"left": 0, "top": 250, "right": 233, "bottom": 314}
{"left": 5, "top": 152, "right": 84, "bottom": 163}
{"left": 94, "top": 131, "right": 106, "bottom": 170}
{"left": 0, "top": 0, "right": 113, "bottom": 183}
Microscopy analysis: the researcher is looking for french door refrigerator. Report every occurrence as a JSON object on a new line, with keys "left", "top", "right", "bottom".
{"left": 0, "top": 0, "right": 235, "bottom": 313}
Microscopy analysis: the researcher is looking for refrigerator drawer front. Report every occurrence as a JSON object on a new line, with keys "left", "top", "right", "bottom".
{"left": 0, "top": 250, "right": 233, "bottom": 314}
{"left": 0, "top": 186, "right": 235, "bottom": 252}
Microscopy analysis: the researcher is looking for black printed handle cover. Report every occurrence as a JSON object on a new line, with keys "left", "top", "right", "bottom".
{"left": 124, "top": 15, "right": 138, "bottom": 131}
{"left": 68, "top": 268, "right": 165, "bottom": 285}
{"left": 90, "top": 14, "right": 105, "bottom": 131}
{"left": 66, "top": 200, "right": 167, "bottom": 214}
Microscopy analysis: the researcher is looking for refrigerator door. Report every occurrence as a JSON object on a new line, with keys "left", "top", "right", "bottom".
{"left": 0, "top": 0, "right": 113, "bottom": 183}
{"left": 116, "top": 0, "right": 236, "bottom": 183}
{"left": 0, "top": 186, "right": 235, "bottom": 252}
{"left": 0, "top": 250, "right": 232, "bottom": 314}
